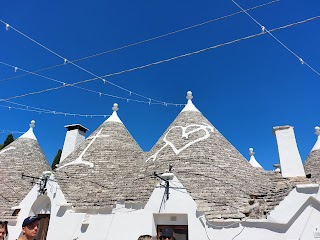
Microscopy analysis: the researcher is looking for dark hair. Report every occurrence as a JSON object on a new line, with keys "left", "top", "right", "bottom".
{"left": 137, "top": 235, "right": 152, "bottom": 240}
{"left": 0, "top": 221, "right": 8, "bottom": 238}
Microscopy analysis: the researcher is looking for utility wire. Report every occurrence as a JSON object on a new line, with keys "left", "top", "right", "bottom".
{"left": 231, "top": 0, "right": 320, "bottom": 77}
{"left": 0, "top": 0, "right": 281, "bottom": 84}
{"left": 1, "top": 16, "right": 318, "bottom": 104}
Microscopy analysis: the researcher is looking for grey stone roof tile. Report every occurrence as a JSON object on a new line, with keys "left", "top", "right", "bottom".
{"left": 55, "top": 120, "right": 145, "bottom": 209}
{"left": 304, "top": 149, "right": 320, "bottom": 183}
{"left": 0, "top": 138, "right": 50, "bottom": 221}
{"left": 140, "top": 110, "right": 295, "bottom": 220}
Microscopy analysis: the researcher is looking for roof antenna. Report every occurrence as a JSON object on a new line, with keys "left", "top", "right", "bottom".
{"left": 21, "top": 171, "right": 52, "bottom": 194}
{"left": 154, "top": 174, "right": 170, "bottom": 200}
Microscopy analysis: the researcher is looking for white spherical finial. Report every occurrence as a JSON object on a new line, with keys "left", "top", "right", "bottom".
{"left": 249, "top": 148, "right": 254, "bottom": 156}
{"left": 186, "top": 91, "right": 193, "bottom": 100}
{"left": 29, "top": 120, "right": 35, "bottom": 128}
{"left": 112, "top": 103, "right": 119, "bottom": 112}
{"left": 315, "top": 126, "right": 320, "bottom": 136}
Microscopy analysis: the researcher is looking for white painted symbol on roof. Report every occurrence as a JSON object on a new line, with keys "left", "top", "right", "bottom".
{"left": 146, "top": 123, "right": 214, "bottom": 162}
{"left": 59, "top": 128, "right": 108, "bottom": 169}
{"left": 0, "top": 146, "right": 16, "bottom": 156}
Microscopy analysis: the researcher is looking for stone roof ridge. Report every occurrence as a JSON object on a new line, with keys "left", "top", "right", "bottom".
{"left": 248, "top": 148, "right": 263, "bottom": 169}
{"left": 181, "top": 91, "right": 200, "bottom": 113}
{"left": 311, "top": 126, "right": 320, "bottom": 152}
{"left": 104, "top": 103, "right": 123, "bottom": 124}
{"left": 19, "top": 120, "right": 37, "bottom": 140}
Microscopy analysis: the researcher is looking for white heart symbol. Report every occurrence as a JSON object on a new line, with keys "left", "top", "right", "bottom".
{"left": 147, "top": 123, "right": 214, "bottom": 162}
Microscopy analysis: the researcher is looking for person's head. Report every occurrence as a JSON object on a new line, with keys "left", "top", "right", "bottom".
{"left": 160, "top": 228, "right": 174, "bottom": 240}
{"left": 137, "top": 234, "right": 152, "bottom": 240}
{"left": 0, "top": 221, "right": 8, "bottom": 240}
{"left": 21, "top": 216, "right": 40, "bottom": 239}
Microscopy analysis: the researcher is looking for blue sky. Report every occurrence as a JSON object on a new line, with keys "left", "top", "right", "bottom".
{"left": 0, "top": 0, "right": 319, "bottom": 169}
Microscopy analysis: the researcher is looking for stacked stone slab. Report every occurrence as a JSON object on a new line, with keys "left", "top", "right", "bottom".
{"left": 304, "top": 150, "right": 320, "bottom": 183}
{"left": 55, "top": 104, "right": 145, "bottom": 209}
{"left": 141, "top": 93, "right": 293, "bottom": 220}
{"left": 0, "top": 121, "right": 50, "bottom": 221}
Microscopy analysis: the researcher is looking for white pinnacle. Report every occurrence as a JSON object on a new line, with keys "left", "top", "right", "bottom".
{"left": 186, "top": 91, "right": 193, "bottom": 100}
{"left": 29, "top": 120, "right": 35, "bottom": 128}
{"left": 105, "top": 103, "right": 122, "bottom": 123}
{"left": 112, "top": 103, "right": 119, "bottom": 112}
{"left": 181, "top": 91, "right": 199, "bottom": 113}
{"left": 249, "top": 148, "right": 254, "bottom": 156}
{"left": 311, "top": 126, "right": 320, "bottom": 152}
{"left": 19, "top": 120, "right": 37, "bottom": 140}
{"left": 248, "top": 148, "right": 263, "bottom": 169}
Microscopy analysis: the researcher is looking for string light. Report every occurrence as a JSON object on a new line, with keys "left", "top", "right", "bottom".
{"left": 0, "top": 1, "right": 282, "bottom": 107}
{"left": 89, "top": 16, "right": 319, "bottom": 81}
{"left": 0, "top": 15, "right": 319, "bottom": 106}
{"left": 232, "top": 0, "right": 320, "bottom": 76}
{"left": 299, "top": 58, "right": 304, "bottom": 65}
{"left": 0, "top": 0, "right": 281, "bottom": 85}
{"left": 0, "top": 60, "right": 182, "bottom": 106}
{"left": 1, "top": 20, "right": 173, "bottom": 106}
{"left": 0, "top": 101, "right": 111, "bottom": 118}
{"left": 0, "top": 130, "right": 24, "bottom": 134}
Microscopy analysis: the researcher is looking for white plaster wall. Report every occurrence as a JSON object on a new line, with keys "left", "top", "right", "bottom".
{"left": 7, "top": 175, "right": 320, "bottom": 240}
{"left": 7, "top": 174, "right": 68, "bottom": 240}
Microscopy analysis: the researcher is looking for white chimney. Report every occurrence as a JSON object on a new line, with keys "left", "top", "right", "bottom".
{"left": 273, "top": 125, "right": 305, "bottom": 178}
{"left": 60, "top": 124, "right": 88, "bottom": 162}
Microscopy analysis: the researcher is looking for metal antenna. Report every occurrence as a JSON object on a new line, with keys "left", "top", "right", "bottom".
{"left": 21, "top": 173, "right": 50, "bottom": 194}
{"left": 154, "top": 172, "right": 170, "bottom": 200}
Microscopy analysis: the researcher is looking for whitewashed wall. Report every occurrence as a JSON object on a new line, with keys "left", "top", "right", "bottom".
{"left": 7, "top": 176, "right": 320, "bottom": 240}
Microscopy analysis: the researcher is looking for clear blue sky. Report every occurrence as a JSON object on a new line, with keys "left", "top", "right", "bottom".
{"left": 0, "top": 0, "right": 319, "bottom": 169}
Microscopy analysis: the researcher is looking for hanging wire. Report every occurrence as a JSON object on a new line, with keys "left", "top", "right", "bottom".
{"left": 0, "top": 102, "right": 110, "bottom": 118}
{"left": 231, "top": 0, "right": 320, "bottom": 77}
{"left": 0, "top": 20, "right": 176, "bottom": 106}
{"left": 0, "top": 61, "right": 182, "bottom": 106}
{"left": 0, "top": 0, "right": 281, "bottom": 84}
{"left": 0, "top": 129, "right": 24, "bottom": 134}
{"left": 1, "top": 16, "right": 318, "bottom": 106}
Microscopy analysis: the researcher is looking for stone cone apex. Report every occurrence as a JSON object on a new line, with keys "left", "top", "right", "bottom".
{"left": 311, "top": 126, "right": 320, "bottom": 152}
{"left": 55, "top": 103, "right": 144, "bottom": 209}
{"left": 141, "top": 91, "right": 291, "bottom": 221}
{"left": 248, "top": 148, "right": 263, "bottom": 169}
{"left": 304, "top": 126, "right": 320, "bottom": 183}
{"left": 181, "top": 91, "right": 200, "bottom": 113}
{"left": 105, "top": 103, "right": 123, "bottom": 124}
{"left": 0, "top": 120, "right": 50, "bottom": 221}
{"left": 19, "top": 120, "right": 37, "bottom": 140}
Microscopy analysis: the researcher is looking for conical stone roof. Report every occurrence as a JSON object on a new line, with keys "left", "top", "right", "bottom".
{"left": 0, "top": 120, "right": 50, "bottom": 221}
{"left": 55, "top": 104, "right": 145, "bottom": 209}
{"left": 142, "top": 92, "right": 293, "bottom": 220}
{"left": 304, "top": 126, "right": 320, "bottom": 183}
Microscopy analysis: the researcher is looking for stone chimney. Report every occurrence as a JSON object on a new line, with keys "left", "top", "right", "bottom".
{"left": 60, "top": 124, "right": 88, "bottom": 162}
{"left": 273, "top": 125, "right": 305, "bottom": 178}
